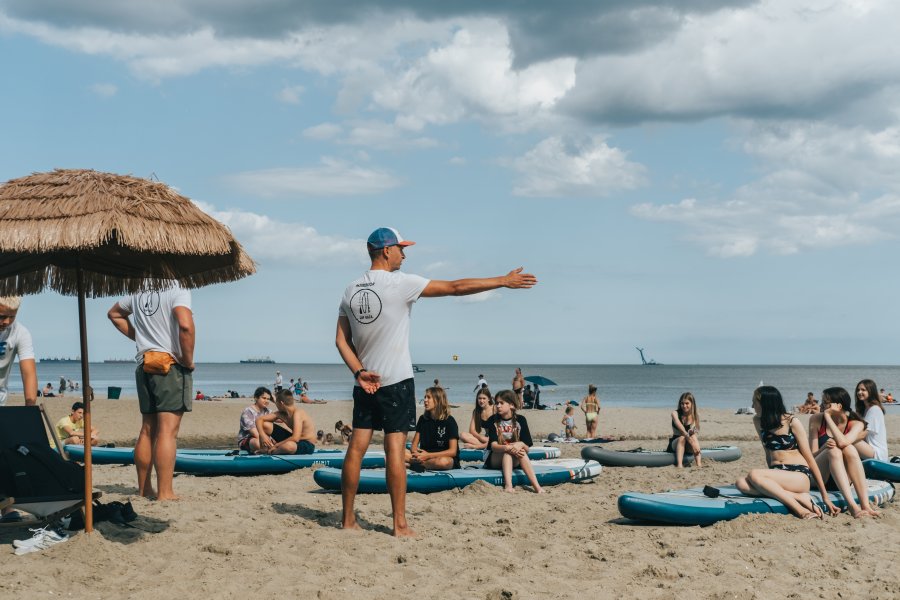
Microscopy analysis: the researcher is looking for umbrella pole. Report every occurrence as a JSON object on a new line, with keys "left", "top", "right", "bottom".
{"left": 76, "top": 268, "right": 94, "bottom": 533}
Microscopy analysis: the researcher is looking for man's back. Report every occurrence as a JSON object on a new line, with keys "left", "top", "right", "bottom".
{"left": 339, "top": 269, "right": 428, "bottom": 386}
{"left": 119, "top": 286, "right": 191, "bottom": 358}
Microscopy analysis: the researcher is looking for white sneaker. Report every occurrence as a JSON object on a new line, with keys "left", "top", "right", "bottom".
{"left": 13, "top": 527, "right": 69, "bottom": 555}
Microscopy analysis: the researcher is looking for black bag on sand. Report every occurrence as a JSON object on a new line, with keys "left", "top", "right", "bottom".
{"left": 0, "top": 442, "right": 84, "bottom": 499}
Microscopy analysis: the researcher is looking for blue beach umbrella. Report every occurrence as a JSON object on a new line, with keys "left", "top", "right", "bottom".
{"left": 524, "top": 375, "right": 557, "bottom": 386}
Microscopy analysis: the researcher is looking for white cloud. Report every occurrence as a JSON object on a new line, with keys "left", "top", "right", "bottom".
{"left": 194, "top": 201, "right": 366, "bottom": 265}
{"left": 89, "top": 82, "right": 117, "bottom": 97}
{"left": 370, "top": 20, "right": 576, "bottom": 131}
{"left": 507, "top": 135, "right": 647, "bottom": 197}
{"left": 276, "top": 84, "right": 304, "bottom": 104}
{"left": 226, "top": 157, "right": 403, "bottom": 198}
{"left": 449, "top": 157, "right": 466, "bottom": 166}
{"left": 564, "top": 0, "right": 900, "bottom": 123}
{"left": 633, "top": 120, "right": 900, "bottom": 256}
{"left": 303, "top": 122, "right": 342, "bottom": 140}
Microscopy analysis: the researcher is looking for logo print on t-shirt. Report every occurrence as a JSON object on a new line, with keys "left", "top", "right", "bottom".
{"left": 349, "top": 289, "right": 382, "bottom": 324}
{"left": 0, "top": 341, "right": 6, "bottom": 358}
{"left": 138, "top": 291, "right": 161, "bottom": 317}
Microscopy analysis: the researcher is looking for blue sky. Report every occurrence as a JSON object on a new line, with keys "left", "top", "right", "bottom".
{"left": 1, "top": 1, "right": 898, "bottom": 365}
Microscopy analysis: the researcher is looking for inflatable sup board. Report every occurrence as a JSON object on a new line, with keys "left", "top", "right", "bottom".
{"left": 313, "top": 458, "right": 601, "bottom": 493}
{"left": 581, "top": 445, "right": 741, "bottom": 467}
{"left": 618, "top": 479, "right": 894, "bottom": 526}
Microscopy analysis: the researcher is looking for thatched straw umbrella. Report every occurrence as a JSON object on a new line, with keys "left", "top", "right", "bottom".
{"left": 0, "top": 168, "right": 256, "bottom": 531}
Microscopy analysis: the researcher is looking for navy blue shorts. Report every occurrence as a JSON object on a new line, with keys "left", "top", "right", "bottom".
{"left": 352, "top": 378, "right": 416, "bottom": 434}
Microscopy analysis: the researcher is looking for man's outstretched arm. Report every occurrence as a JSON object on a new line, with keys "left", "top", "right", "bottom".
{"left": 420, "top": 267, "right": 537, "bottom": 298}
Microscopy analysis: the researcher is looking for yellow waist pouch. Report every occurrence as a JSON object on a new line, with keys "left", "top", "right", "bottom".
{"left": 143, "top": 351, "right": 176, "bottom": 375}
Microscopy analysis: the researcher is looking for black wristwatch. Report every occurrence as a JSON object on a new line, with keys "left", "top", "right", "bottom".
{"left": 354, "top": 368, "right": 366, "bottom": 379}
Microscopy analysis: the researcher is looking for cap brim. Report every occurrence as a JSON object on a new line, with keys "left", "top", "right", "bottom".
{"left": 397, "top": 240, "right": 416, "bottom": 247}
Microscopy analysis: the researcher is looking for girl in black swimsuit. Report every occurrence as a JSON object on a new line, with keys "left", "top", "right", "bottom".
{"left": 808, "top": 387, "right": 878, "bottom": 518}
{"left": 735, "top": 386, "right": 838, "bottom": 519}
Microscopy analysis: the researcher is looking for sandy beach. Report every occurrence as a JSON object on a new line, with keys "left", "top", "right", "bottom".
{"left": 2, "top": 394, "right": 898, "bottom": 600}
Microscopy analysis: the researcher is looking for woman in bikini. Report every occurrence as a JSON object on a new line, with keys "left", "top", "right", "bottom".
{"left": 667, "top": 392, "right": 702, "bottom": 468}
{"left": 853, "top": 379, "right": 888, "bottom": 462}
{"left": 736, "top": 386, "right": 838, "bottom": 519}
{"left": 581, "top": 384, "right": 600, "bottom": 439}
{"left": 808, "top": 386, "right": 878, "bottom": 517}
{"left": 459, "top": 387, "right": 494, "bottom": 449}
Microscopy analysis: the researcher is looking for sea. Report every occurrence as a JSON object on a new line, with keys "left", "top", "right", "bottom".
{"left": 17, "top": 362, "right": 900, "bottom": 410}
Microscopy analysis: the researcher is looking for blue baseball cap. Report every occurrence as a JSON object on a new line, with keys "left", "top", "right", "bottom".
{"left": 367, "top": 227, "right": 416, "bottom": 250}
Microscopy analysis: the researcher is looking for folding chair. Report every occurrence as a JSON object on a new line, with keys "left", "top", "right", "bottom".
{"left": 0, "top": 406, "right": 100, "bottom": 527}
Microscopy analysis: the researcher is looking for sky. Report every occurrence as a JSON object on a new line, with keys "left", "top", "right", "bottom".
{"left": 1, "top": 0, "right": 899, "bottom": 365}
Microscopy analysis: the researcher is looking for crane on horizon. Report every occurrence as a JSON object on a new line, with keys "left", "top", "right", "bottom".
{"left": 636, "top": 347, "right": 661, "bottom": 366}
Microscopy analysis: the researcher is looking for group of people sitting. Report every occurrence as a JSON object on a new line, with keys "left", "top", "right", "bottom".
{"left": 667, "top": 380, "right": 889, "bottom": 518}
{"left": 415, "top": 385, "right": 545, "bottom": 493}
{"left": 735, "top": 379, "right": 889, "bottom": 518}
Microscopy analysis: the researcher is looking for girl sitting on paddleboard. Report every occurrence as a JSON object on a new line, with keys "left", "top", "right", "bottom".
{"left": 667, "top": 392, "right": 702, "bottom": 468}
{"left": 736, "top": 386, "right": 838, "bottom": 519}
{"left": 459, "top": 387, "right": 494, "bottom": 449}
{"left": 809, "top": 386, "right": 879, "bottom": 518}
{"left": 484, "top": 390, "right": 544, "bottom": 493}
{"left": 406, "top": 386, "right": 460, "bottom": 471}
{"left": 853, "top": 379, "right": 888, "bottom": 462}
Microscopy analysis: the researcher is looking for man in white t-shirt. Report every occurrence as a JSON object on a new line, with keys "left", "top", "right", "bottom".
{"left": 0, "top": 296, "right": 38, "bottom": 407}
{"left": 474, "top": 375, "right": 488, "bottom": 393}
{"left": 1, "top": 296, "right": 38, "bottom": 521}
{"left": 108, "top": 285, "right": 195, "bottom": 501}
{"left": 274, "top": 371, "right": 283, "bottom": 392}
{"left": 336, "top": 227, "right": 537, "bottom": 537}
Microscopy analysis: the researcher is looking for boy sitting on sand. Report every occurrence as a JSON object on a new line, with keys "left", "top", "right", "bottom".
{"left": 56, "top": 401, "right": 100, "bottom": 446}
{"left": 255, "top": 389, "right": 318, "bottom": 455}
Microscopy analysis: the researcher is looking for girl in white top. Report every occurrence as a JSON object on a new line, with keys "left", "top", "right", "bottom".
{"left": 853, "top": 379, "right": 889, "bottom": 462}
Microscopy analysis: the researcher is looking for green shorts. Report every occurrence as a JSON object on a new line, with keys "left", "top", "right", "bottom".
{"left": 135, "top": 363, "right": 193, "bottom": 414}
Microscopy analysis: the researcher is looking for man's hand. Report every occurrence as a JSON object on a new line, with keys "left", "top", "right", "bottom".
{"left": 502, "top": 267, "right": 537, "bottom": 289}
{"left": 357, "top": 370, "right": 381, "bottom": 394}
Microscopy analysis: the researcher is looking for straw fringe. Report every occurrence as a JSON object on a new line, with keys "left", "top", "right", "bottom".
{"left": 0, "top": 169, "right": 238, "bottom": 254}
{"left": 0, "top": 169, "right": 256, "bottom": 297}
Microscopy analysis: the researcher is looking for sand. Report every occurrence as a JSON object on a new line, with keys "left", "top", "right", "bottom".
{"left": 2, "top": 395, "right": 899, "bottom": 600}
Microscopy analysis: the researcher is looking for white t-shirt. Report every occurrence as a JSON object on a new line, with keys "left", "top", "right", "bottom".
{"left": 118, "top": 286, "right": 192, "bottom": 362}
{"left": 864, "top": 405, "right": 889, "bottom": 462}
{"left": 339, "top": 270, "right": 429, "bottom": 387}
{"left": 0, "top": 321, "right": 35, "bottom": 405}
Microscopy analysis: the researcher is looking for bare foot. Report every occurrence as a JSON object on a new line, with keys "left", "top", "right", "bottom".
{"left": 139, "top": 489, "right": 157, "bottom": 499}
{"left": 504, "top": 487, "right": 515, "bottom": 493}
{"left": 155, "top": 493, "right": 181, "bottom": 502}
{"left": 848, "top": 505, "right": 870, "bottom": 519}
{"left": 534, "top": 487, "right": 546, "bottom": 494}
{"left": 392, "top": 524, "right": 416, "bottom": 538}
{"left": 863, "top": 506, "right": 881, "bottom": 518}
{"left": 341, "top": 521, "right": 363, "bottom": 531}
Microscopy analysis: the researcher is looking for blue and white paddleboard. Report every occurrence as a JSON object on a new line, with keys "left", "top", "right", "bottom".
{"left": 313, "top": 458, "right": 601, "bottom": 493}
{"left": 863, "top": 458, "right": 900, "bottom": 482}
{"left": 65, "top": 444, "right": 560, "bottom": 467}
{"left": 64, "top": 445, "right": 386, "bottom": 473}
{"left": 618, "top": 479, "right": 895, "bottom": 526}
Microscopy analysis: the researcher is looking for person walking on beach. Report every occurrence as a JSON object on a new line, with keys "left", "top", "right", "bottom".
{"left": 336, "top": 227, "right": 537, "bottom": 536}
{"left": 108, "top": 284, "right": 195, "bottom": 501}
{"left": 474, "top": 374, "right": 488, "bottom": 393}
{"left": 274, "top": 371, "right": 283, "bottom": 393}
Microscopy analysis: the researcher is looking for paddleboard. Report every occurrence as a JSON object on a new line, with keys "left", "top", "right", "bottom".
{"left": 581, "top": 445, "right": 741, "bottom": 467}
{"left": 65, "top": 444, "right": 561, "bottom": 466}
{"left": 64, "top": 445, "right": 387, "bottom": 473}
{"left": 618, "top": 480, "right": 895, "bottom": 526}
{"left": 313, "top": 458, "right": 601, "bottom": 493}
{"left": 863, "top": 458, "right": 900, "bottom": 482}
